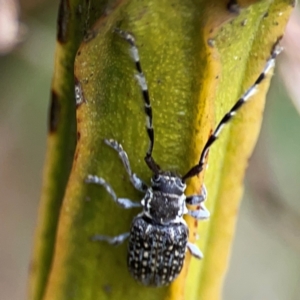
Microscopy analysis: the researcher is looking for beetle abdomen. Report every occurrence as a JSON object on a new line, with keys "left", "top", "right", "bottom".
{"left": 127, "top": 215, "right": 189, "bottom": 286}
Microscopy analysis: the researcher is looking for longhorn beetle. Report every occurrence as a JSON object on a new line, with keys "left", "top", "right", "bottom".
{"left": 86, "top": 29, "right": 282, "bottom": 286}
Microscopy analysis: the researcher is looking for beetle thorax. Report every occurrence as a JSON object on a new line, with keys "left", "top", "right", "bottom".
{"left": 141, "top": 172, "right": 187, "bottom": 224}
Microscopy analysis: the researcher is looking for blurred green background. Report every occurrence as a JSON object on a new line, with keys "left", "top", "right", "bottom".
{"left": 0, "top": 1, "right": 299, "bottom": 299}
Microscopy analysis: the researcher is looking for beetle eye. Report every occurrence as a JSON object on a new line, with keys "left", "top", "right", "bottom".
{"left": 153, "top": 174, "right": 160, "bottom": 182}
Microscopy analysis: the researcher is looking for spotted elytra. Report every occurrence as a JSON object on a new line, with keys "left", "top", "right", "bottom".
{"left": 86, "top": 28, "right": 282, "bottom": 286}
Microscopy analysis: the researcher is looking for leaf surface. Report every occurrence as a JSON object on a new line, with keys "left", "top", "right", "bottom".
{"left": 33, "top": 1, "right": 294, "bottom": 300}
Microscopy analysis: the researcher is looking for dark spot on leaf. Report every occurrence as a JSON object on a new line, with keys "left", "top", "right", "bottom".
{"left": 57, "top": 0, "right": 70, "bottom": 43}
{"left": 241, "top": 19, "right": 247, "bottom": 26}
{"left": 263, "top": 11, "right": 269, "bottom": 18}
{"left": 227, "top": 0, "right": 241, "bottom": 14}
{"left": 77, "top": 131, "right": 81, "bottom": 141}
{"left": 49, "top": 90, "right": 61, "bottom": 133}
{"left": 74, "top": 150, "right": 78, "bottom": 161}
